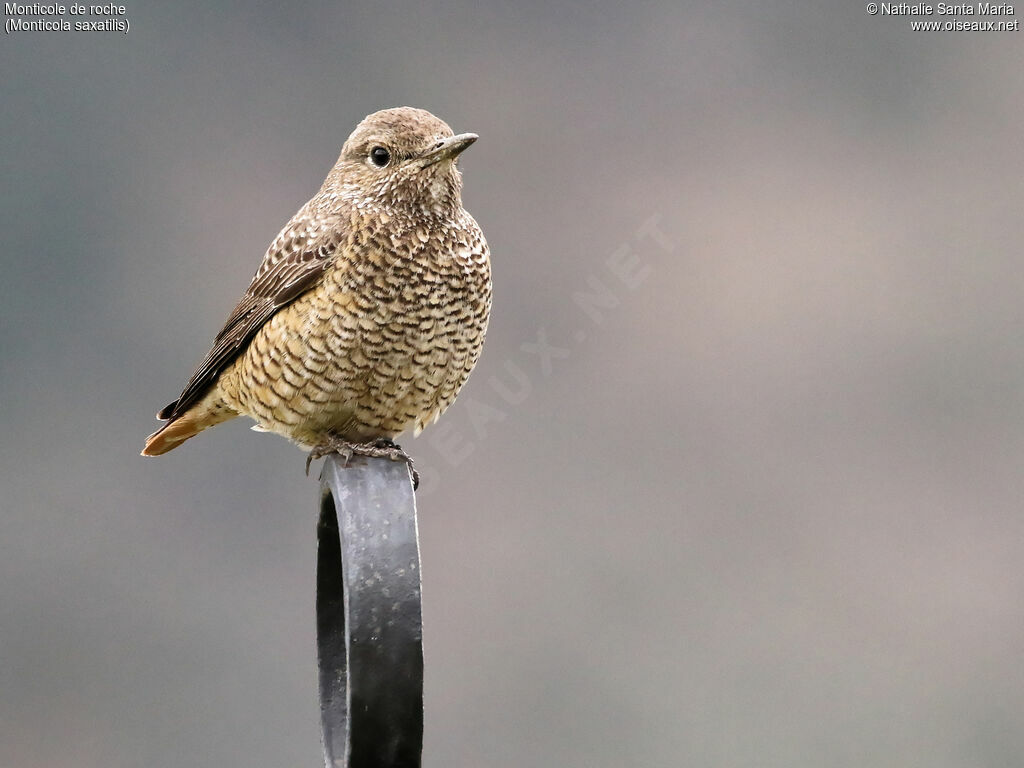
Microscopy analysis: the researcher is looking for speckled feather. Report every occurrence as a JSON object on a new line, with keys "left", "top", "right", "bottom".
{"left": 143, "top": 107, "right": 491, "bottom": 456}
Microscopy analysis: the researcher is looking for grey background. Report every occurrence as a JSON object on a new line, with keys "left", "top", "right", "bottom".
{"left": 2, "top": 2, "right": 1023, "bottom": 766}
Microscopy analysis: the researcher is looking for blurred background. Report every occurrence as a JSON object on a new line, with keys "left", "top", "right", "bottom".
{"left": 2, "top": 2, "right": 1023, "bottom": 766}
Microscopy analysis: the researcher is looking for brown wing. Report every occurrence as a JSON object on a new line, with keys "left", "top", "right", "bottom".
{"left": 158, "top": 210, "right": 347, "bottom": 421}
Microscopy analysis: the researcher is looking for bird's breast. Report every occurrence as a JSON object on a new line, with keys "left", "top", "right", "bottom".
{"left": 227, "top": 221, "right": 491, "bottom": 443}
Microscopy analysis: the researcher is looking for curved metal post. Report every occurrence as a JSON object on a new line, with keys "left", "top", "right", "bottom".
{"left": 317, "top": 455, "right": 423, "bottom": 768}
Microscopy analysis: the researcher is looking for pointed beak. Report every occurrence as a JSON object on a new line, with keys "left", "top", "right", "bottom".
{"left": 420, "top": 133, "right": 478, "bottom": 166}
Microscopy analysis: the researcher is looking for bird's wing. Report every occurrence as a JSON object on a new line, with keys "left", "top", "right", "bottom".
{"left": 158, "top": 209, "right": 347, "bottom": 421}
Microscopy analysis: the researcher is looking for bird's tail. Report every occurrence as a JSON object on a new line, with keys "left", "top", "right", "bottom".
{"left": 141, "top": 395, "right": 237, "bottom": 456}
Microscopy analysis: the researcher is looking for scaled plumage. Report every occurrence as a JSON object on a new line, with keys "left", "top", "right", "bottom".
{"left": 142, "top": 107, "right": 491, "bottom": 462}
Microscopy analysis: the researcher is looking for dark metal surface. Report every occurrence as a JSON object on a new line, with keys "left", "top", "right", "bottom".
{"left": 317, "top": 455, "right": 423, "bottom": 768}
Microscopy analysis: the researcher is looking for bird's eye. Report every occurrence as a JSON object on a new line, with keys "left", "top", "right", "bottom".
{"left": 369, "top": 146, "right": 391, "bottom": 167}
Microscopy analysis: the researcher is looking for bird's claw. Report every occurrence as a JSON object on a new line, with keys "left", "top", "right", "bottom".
{"left": 306, "top": 437, "right": 419, "bottom": 489}
{"left": 305, "top": 444, "right": 352, "bottom": 475}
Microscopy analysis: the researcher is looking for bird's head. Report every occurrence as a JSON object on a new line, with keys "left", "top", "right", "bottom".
{"left": 328, "top": 107, "right": 477, "bottom": 217}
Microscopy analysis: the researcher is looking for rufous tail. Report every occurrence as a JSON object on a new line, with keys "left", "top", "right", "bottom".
{"left": 141, "top": 397, "right": 237, "bottom": 456}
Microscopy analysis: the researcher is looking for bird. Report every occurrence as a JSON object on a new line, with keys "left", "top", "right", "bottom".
{"left": 141, "top": 107, "right": 492, "bottom": 486}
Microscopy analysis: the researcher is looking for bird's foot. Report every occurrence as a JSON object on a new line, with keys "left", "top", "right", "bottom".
{"left": 306, "top": 436, "right": 419, "bottom": 489}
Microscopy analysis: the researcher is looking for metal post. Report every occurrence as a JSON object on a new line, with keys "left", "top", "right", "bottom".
{"left": 317, "top": 455, "right": 423, "bottom": 768}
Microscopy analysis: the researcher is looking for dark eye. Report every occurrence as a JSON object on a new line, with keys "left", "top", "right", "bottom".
{"left": 369, "top": 146, "right": 391, "bottom": 167}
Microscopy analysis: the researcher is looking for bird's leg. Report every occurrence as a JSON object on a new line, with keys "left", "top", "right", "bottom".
{"left": 306, "top": 435, "right": 420, "bottom": 489}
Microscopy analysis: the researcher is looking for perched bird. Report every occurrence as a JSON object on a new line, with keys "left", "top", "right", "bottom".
{"left": 142, "top": 107, "right": 492, "bottom": 485}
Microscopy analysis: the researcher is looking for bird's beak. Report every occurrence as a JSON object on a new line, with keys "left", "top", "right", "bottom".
{"left": 419, "top": 133, "right": 478, "bottom": 167}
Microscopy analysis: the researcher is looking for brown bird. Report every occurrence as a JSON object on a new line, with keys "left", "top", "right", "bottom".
{"left": 142, "top": 107, "right": 492, "bottom": 484}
